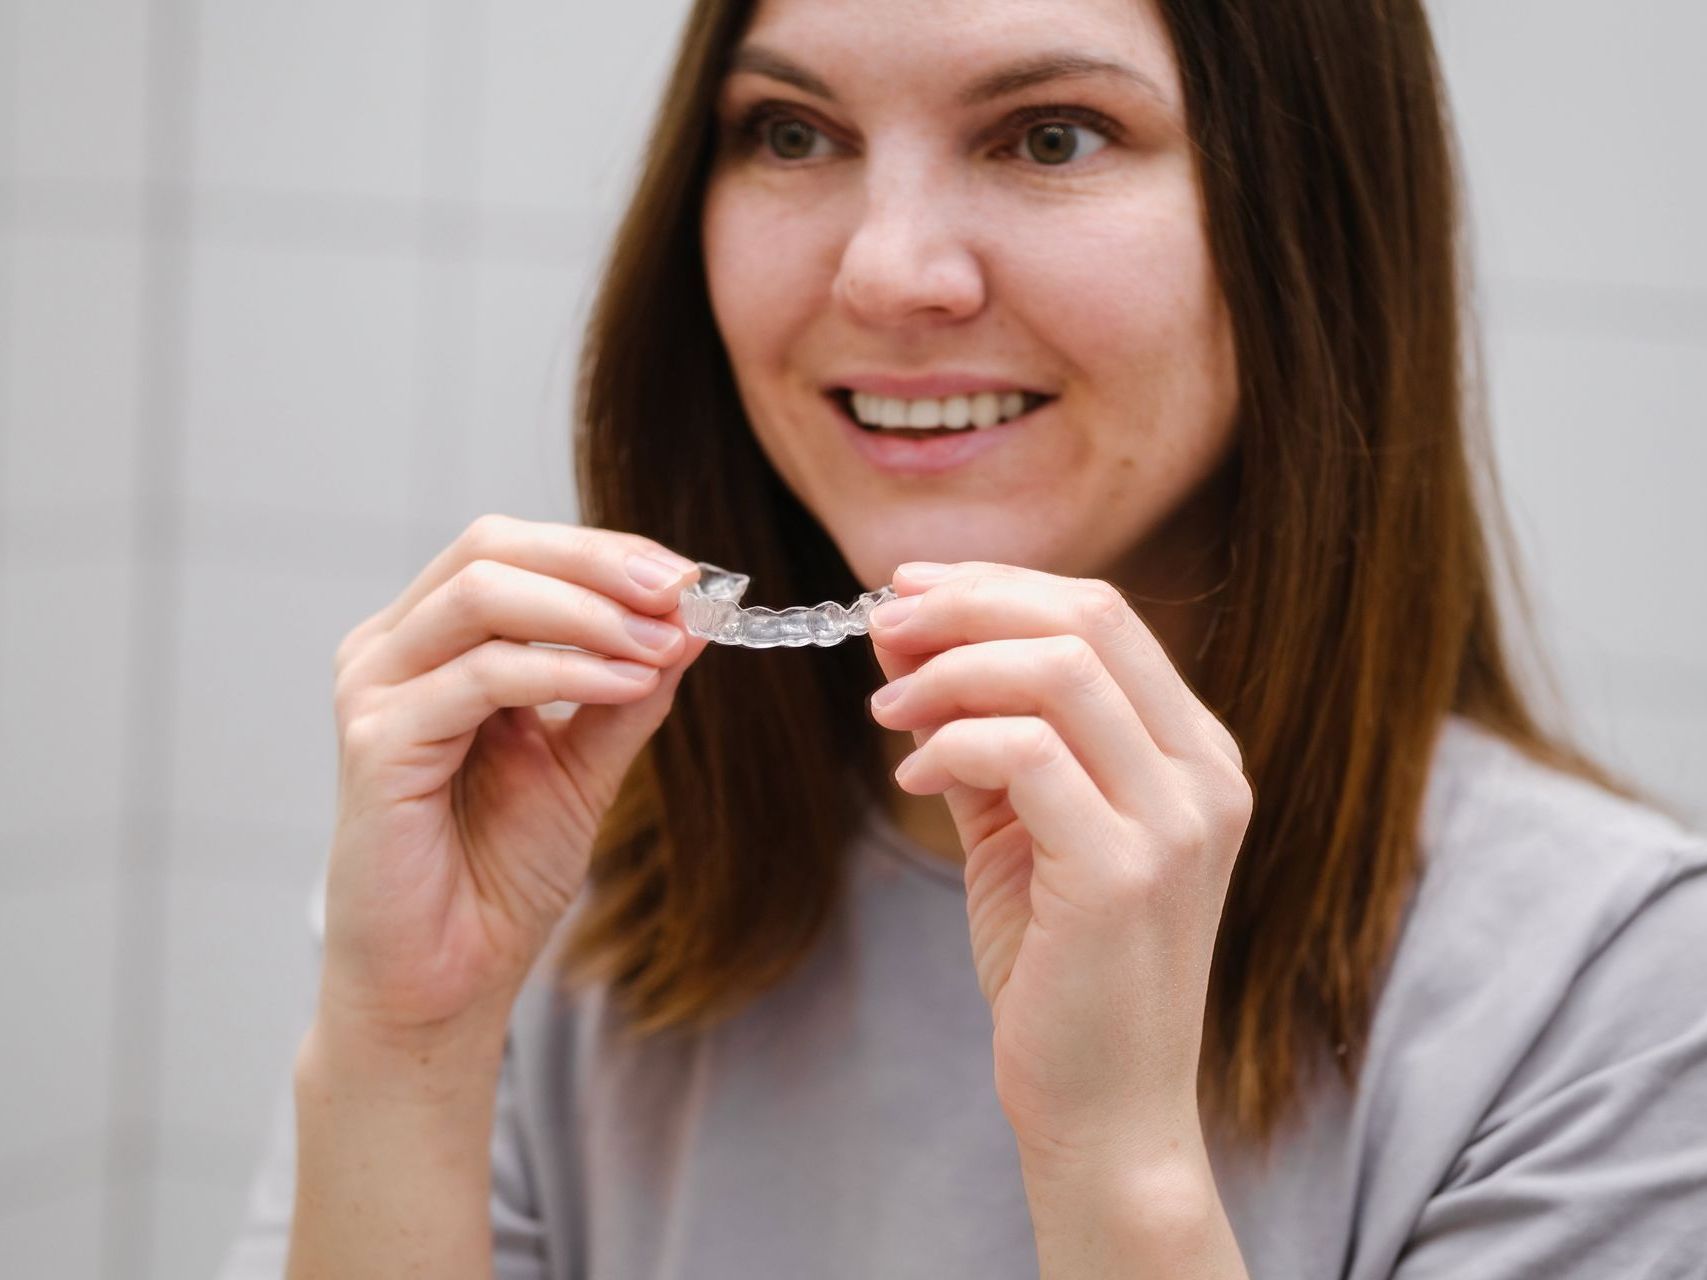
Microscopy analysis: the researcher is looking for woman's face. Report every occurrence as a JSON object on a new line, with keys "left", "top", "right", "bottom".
{"left": 701, "top": 0, "right": 1239, "bottom": 596}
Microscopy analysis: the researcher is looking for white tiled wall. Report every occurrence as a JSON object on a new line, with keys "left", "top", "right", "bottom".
{"left": 0, "top": 2, "right": 1701, "bottom": 1277}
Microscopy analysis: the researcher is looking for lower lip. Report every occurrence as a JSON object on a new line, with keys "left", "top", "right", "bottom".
{"left": 833, "top": 396, "right": 1046, "bottom": 474}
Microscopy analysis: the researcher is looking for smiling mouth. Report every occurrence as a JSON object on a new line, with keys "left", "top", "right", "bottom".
{"left": 826, "top": 389, "right": 1051, "bottom": 440}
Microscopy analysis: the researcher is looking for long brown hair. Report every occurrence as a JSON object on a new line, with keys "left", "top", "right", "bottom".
{"left": 558, "top": 0, "right": 1659, "bottom": 1152}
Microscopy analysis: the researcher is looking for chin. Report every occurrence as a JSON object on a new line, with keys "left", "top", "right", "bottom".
{"left": 828, "top": 518, "right": 1062, "bottom": 592}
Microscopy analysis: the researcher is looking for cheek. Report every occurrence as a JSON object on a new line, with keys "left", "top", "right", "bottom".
{"left": 1008, "top": 190, "right": 1226, "bottom": 386}
{"left": 702, "top": 181, "right": 825, "bottom": 370}
{"left": 701, "top": 181, "right": 837, "bottom": 494}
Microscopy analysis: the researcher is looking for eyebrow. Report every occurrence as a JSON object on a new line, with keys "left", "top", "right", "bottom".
{"left": 726, "top": 44, "right": 1171, "bottom": 111}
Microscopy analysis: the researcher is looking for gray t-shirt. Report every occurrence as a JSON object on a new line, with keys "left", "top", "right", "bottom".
{"left": 218, "top": 715, "right": 1707, "bottom": 1278}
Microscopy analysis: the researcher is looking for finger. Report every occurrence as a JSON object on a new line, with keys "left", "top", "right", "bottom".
{"left": 541, "top": 625, "right": 711, "bottom": 798}
{"left": 872, "top": 635, "right": 1166, "bottom": 816}
{"left": 356, "top": 558, "right": 689, "bottom": 687}
{"left": 869, "top": 629, "right": 931, "bottom": 686}
{"left": 349, "top": 515, "right": 699, "bottom": 655}
{"left": 896, "top": 716, "right": 1128, "bottom": 875}
{"left": 378, "top": 637, "right": 665, "bottom": 747}
{"left": 878, "top": 562, "right": 1240, "bottom": 768}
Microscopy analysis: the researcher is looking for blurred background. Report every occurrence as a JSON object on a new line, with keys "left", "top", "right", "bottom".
{"left": 0, "top": 1, "right": 1702, "bottom": 1276}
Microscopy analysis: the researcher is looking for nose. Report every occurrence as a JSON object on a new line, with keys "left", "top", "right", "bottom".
{"left": 830, "top": 162, "right": 987, "bottom": 327}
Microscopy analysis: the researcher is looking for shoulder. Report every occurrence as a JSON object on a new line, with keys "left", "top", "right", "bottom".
{"left": 1363, "top": 713, "right": 1707, "bottom": 1104}
{"left": 1338, "top": 717, "right": 1707, "bottom": 1250}
{"left": 1412, "top": 714, "right": 1707, "bottom": 950}
{"left": 1330, "top": 719, "right": 1707, "bottom": 1277}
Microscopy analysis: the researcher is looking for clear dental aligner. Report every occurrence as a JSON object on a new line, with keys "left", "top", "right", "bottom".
{"left": 680, "top": 561, "right": 896, "bottom": 649}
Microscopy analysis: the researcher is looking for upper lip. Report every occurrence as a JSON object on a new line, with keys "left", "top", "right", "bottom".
{"left": 827, "top": 372, "right": 1054, "bottom": 400}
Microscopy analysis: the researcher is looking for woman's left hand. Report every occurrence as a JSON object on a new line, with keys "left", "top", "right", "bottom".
{"left": 867, "top": 560, "right": 1252, "bottom": 1179}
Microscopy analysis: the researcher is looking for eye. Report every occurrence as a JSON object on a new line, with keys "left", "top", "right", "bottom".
{"left": 1017, "top": 122, "right": 1099, "bottom": 166}
{"left": 736, "top": 104, "right": 837, "bottom": 162}
{"left": 997, "top": 105, "right": 1121, "bottom": 168}
{"left": 766, "top": 116, "right": 824, "bottom": 160}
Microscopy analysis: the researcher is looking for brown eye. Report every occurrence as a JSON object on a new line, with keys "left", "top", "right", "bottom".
{"left": 1008, "top": 114, "right": 1111, "bottom": 167}
{"left": 766, "top": 117, "right": 821, "bottom": 160}
{"left": 1024, "top": 123, "right": 1079, "bottom": 165}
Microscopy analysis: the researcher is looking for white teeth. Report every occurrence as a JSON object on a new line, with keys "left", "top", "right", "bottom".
{"left": 848, "top": 388, "right": 1037, "bottom": 430}
{"left": 906, "top": 399, "right": 943, "bottom": 428}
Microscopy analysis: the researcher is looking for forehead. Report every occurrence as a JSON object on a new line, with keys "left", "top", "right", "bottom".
{"left": 733, "top": 0, "right": 1180, "bottom": 98}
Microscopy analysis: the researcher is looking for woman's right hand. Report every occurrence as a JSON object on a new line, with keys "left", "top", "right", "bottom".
{"left": 317, "top": 514, "right": 710, "bottom": 1045}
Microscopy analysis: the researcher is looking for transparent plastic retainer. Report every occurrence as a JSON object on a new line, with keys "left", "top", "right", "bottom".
{"left": 681, "top": 561, "right": 896, "bottom": 649}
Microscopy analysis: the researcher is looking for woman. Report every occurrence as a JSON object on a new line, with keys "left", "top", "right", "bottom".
{"left": 222, "top": 0, "right": 1707, "bottom": 1276}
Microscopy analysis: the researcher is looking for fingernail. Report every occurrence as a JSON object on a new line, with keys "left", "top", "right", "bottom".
{"left": 869, "top": 596, "right": 918, "bottom": 628}
{"left": 894, "top": 751, "right": 919, "bottom": 785}
{"left": 870, "top": 675, "right": 911, "bottom": 708}
{"left": 655, "top": 551, "right": 700, "bottom": 575}
{"left": 898, "top": 561, "right": 951, "bottom": 583}
{"left": 625, "top": 615, "right": 682, "bottom": 651}
{"left": 627, "top": 554, "right": 687, "bottom": 589}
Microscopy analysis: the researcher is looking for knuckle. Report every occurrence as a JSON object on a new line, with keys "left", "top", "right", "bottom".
{"left": 565, "top": 525, "right": 627, "bottom": 580}
{"left": 1200, "top": 711, "right": 1244, "bottom": 771}
{"left": 1044, "top": 633, "right": 1104, "bottom": 695}
{"left": 462, "top": 513, "right": 514, "bottom": 557}
{"left": 1112, "top": 862, "right": 1166, "bottom": 905}
{"left": 1180, "top": 817, "right": 1215, "bottom": 861}
{"left": 339, "top": 711, "right": 387, "bottom": 762}
{"left": 452, "top": 642, "right": 514, "bottom": 712}
{"left": 1220, "top": 728, "right": 1245, "bottom": 772}
{"left": 929, "top": 717, "right": 969, "bottom": 751}
{"left": 448, "top": 559, "right": 504, "bottom": 616}
{"left": 580, "top": 585, "right": 620, "bottom": 632}
{"left": 1013, "top": 716, "right": 1062, "bottom": 771}
{"left": 1074, "top": 577, "right": 1130, "bottom": 634}
{"left": 1199, "top": 735, "right": 1251, "bottom": 791}
{"left": 1100, "top": 838, "right": 1165, "bottom": 902}
{"left": 938, "top": 576, "right": 980, "bottom": 613}
{"left": 460, "top": 637, "right": 506, "bottom": 684}
{"left": 908, "top": 648, "right": 952, "bottom": 690}
{"left": 1215, "top": 769, "right": 1255, "bottom": 830}
{"left": 559, "top": 522, "right": 602, "bottom": 563}
{"left": 1160, "top": 805, "right": 1213, "bottom": 856}
{"left": 331, "top": 671, "right": 365, "bottom": 728}
{"left": 332, "top": 631, "right": 357, "bottom": 678}
{"left": 332, "top": 611, "right": 379, "bottom": 676}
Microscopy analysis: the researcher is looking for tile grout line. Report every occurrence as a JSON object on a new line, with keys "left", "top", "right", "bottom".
{"left": 98, "top": 1, "right": 198, "bottom": 1276}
